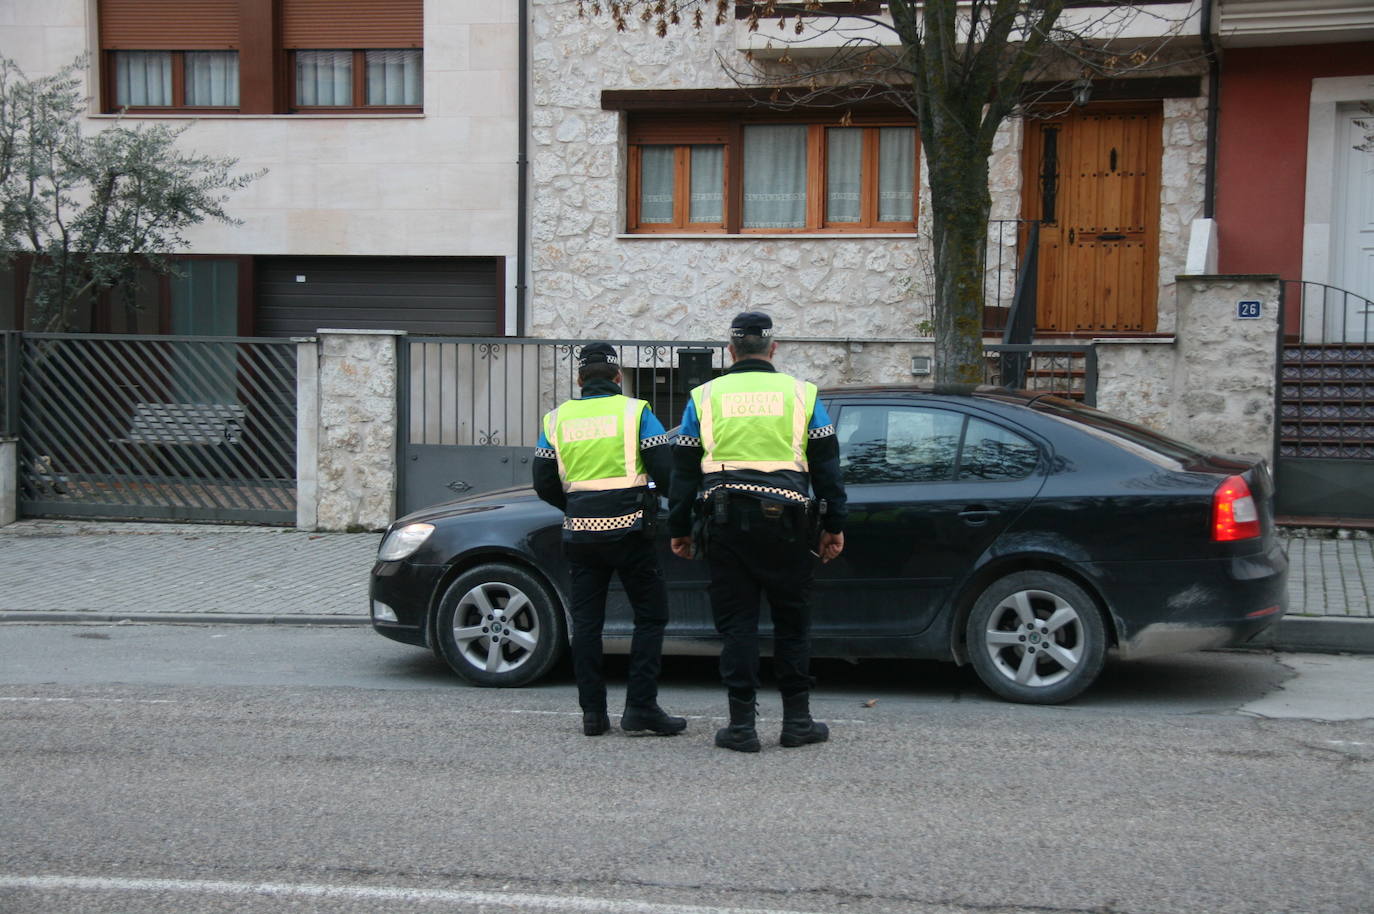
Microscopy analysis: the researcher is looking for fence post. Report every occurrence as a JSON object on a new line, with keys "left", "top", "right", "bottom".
{"left": 0, "top": 437, "right": 15, "bottom": 526}
{"left": 295, "top": 337, "right": 320, "bottom": 531}
{"left": 3, "top": 332, "right": 17, "bottom": 438}
{"left": 314, "top": 329, "right": 404, "bottom": 533}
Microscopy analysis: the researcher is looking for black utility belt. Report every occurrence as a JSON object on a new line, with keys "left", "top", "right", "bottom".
{"left": 703, "top": 488, "right": 811, "bottom": 525}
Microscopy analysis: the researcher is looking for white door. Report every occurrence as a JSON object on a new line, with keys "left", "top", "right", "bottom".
{"left": 1333, "top": 104, "right": 1374, "bottom": 342}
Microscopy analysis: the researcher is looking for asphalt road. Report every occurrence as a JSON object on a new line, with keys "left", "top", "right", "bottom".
{"left": 1, "top": 623, "right": 1372, "bottom": 914}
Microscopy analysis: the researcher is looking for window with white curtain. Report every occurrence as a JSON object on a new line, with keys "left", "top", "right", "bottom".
{"left": 743, "top": 125, "right": 808, "bottom": 229}
{"left": 628, "top": 116, "right": 918, "bottom": 234}
{"left": 185, "top": 52, "right": 239, "bottom": 107}
{"left": 689, "top": 145, "right": 724, "bottom": 223}
{"left": 100, "top": 1, "right": 422, "bottom": 114}
{"left": 639, "top": 146, "right": 676, "bottom": 224}
{"left": 114, "top": 52, "right": 173, "bottom": 107}
{"left": 366, "top": 50, "right": 423, "bottom": 106}
{"left": 632, "top": 143, "right": 726, "bottom": 230}
{"left": 296, "top": 50, "right": 353, "bottom": 106}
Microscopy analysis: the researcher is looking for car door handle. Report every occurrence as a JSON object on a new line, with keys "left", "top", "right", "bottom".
{"left": 958, "top": 507, "right": 1000, "bottom": 525}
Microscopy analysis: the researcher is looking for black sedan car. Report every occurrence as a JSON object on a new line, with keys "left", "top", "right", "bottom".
{"left": 370, "top": 387, "right": 1288, "bottom": 704}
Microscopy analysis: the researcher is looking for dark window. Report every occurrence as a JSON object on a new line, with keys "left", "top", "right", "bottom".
{"left": 837, "top": 405, "right": 962, "bottom": 484}
{"left": 958, "top": 417, "right": 1039, "bottom": 480}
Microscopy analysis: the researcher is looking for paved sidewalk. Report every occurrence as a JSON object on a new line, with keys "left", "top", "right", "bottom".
{"left": 0, "top": 520, "right": 1370, "bottom": 653}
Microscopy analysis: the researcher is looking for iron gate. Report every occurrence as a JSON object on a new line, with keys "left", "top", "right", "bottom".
{"left": 398, "top": 338, "right": 728, "bottom": 515}
{"left": 1275, "top": 281, "right": 1374, "bottom": 519}
{"left": 11, "top": 333, "right": 298, "bottom": 524}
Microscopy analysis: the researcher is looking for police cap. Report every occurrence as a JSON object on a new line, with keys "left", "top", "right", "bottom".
{"left": 730, "top": 311, "right": 773, "bottom": 339}
{"left": 577, "top": 341, "right": 619, "bottom": 369}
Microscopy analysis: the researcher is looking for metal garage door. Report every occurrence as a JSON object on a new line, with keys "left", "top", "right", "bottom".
{"left": 254, "top": 257, "right": 501, "bottom": 337}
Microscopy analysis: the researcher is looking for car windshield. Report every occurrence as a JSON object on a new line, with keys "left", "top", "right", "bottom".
{"left": 1030, "top": 397, "right": 1208, "bottom": 467}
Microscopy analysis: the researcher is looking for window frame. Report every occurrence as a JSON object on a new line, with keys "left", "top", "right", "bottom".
{"left": 627, "top": 114, "right": 920, "bottom": 235}
{"left": 102, "top": 50, "right": 242, "bottom": 114}
{"left": 287, "top": 49, "right": 424, "bottom": 113}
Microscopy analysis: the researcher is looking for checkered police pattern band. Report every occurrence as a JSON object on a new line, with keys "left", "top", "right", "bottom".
{"left": 640, "top": 434, "right": 670, "bottom": 449}
{"left": 535, "top": 446, "right": 556, "bottom": 459}
{"left": 677, "top": 435, "right": 702, "bottom": 448}
{"left": 702, "top": 483, "right": 810, "bottom": 504}
{"left": 808, "top": 424, "right": 835, "bottom": 439}
{"left": 563, "top": 510, "right": 643, "bottom": 532}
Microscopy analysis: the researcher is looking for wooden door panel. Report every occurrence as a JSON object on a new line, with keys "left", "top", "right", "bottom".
{"left": 1026, "top": 105, "right": 1161, "bottom": 333}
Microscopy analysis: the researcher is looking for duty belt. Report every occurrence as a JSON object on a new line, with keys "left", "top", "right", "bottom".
{"left": 701, "top": 483, "right": 810, "bottom": 504}
{"left": 563, "top": 510, "right": 643, "bottom": 532}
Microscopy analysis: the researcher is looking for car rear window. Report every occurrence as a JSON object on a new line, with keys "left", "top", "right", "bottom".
{"left": 1031, "top": 397, "right": 1207, "bottom": 466}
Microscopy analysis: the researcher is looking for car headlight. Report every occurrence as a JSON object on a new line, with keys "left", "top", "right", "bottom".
{"left": 378, "top": 522, "right": 435, "bottom": 561}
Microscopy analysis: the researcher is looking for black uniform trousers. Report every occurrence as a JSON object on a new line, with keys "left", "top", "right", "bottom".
{"left": 705, "top": 500, "right": 817, "bottom": 702}
{"left": 564, "top": 533, "right": 670, "bottom": 713}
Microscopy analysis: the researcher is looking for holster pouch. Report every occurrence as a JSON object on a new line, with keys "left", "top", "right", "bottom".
{"left": 691, "top": 498, "right": 712, "bottom": 559}
{"left": 640, "top": 488, "right": 659, "bottom": 539}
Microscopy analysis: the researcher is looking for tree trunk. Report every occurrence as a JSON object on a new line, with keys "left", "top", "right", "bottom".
{"left": 927, "top": 141, "right": 993, "bottom": 386}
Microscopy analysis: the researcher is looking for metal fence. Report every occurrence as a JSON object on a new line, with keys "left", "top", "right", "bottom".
{"left": 984, "top": 343, "right": 1097, "bottom": 406}
{"left": 402, "top": 337, "right": 731, "bottom": 449}
{"left": 15, "top": 333, "right": 298, "bottom": 524}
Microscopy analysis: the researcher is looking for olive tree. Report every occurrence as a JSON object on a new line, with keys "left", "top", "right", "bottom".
{"left": 0, "top": 56, "right": 262, "bottom": 332}
{"left": 588, "top": 1, "right": 1194, "bottom": 383}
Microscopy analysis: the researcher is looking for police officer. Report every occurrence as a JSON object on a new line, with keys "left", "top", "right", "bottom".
{"left": 668, "top": 312, "right": 847, "bottom": 752}
{"left": 533, "top": 342, "right": 687, "bottom": 738}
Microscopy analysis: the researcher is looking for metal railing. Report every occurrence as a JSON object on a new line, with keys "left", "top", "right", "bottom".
{"left": 15, "top": 333, "right": 299, "bottom": 523}
{"left": 984, "top": 219, "right": 1042, "bottom": 337}
{"left": 1284, "top": 279, "right": 1374, "bottom": 344}
{"left": 402, "top": 337, "right": 731, "bottom": 448}
{"left": 984, "top": 343, "right": 1097, "bottom": 406}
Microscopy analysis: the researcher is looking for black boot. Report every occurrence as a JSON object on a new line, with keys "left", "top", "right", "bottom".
{"left": 620, "top": 703, "right": 687, "bottom": 736}
{"left": 582, "top": 709, "right": 611, "bottom": 736}
{"left": 714, "top": 697, "right": 761, "bottom": 753}
{"left": 779, "top": 691, "right": 829, "bottom": 748}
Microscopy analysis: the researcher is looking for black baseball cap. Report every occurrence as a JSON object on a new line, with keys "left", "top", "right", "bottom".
{"left": 730, "top": 311, "right": 773, "bottom": 338}
{"left": 577, "top": 341, "right": 619, "bottom": 369}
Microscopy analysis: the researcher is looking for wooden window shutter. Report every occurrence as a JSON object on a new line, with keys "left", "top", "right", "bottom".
{"left": 100, "top": 0, "right": 240, "bottom": 50}
{"left": 282, "top": 0, "right": 423, "bottom": 48}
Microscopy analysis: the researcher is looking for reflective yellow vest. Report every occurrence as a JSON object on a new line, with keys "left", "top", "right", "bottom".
{"left": 542, "top": 395, "right": 649, "bottom": 493}
{"left": 691, "top": 371, "right": 817, "bottom": 475}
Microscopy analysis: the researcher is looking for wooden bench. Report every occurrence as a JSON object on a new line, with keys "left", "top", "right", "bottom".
{"left": 114, "top": 402, "right": 245, "bottom": 446}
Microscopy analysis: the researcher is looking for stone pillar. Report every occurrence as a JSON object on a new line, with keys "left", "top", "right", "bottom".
{"left": 1171, "top": 275, "right": 1282, "bottom": 463}
{"left": 0, "top": 437, "right": 15, "bottom": 526}
{"left": 295, "top": 338, "right": 320, "bottom": 531}
{"left": 313, "top": 329, "right": 404, "bottom": 532}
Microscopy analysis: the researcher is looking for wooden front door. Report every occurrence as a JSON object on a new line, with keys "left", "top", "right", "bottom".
{"left": 1023, "top": 104, "right": 1162, "bottom": 333}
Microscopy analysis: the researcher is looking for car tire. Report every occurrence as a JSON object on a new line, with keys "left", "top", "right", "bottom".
{"left": 965, "top": 570, "right": 1107, "bottom": 704}
{"left": 435, "top": 563, "right": 566, "bottom": 688}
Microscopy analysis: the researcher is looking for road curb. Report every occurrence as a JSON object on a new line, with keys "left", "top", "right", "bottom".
{"left": 1250, "top": 616, "right": 1374, "bottom": 655}
{"left": 0, "top": 612, "right": 369, "bottom": 626}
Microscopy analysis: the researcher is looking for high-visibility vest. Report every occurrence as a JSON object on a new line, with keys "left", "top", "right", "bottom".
{"left": 691, "top": 371, "right": 816, "bottom": 475}
{"left": 542, "top": 395, "right": 649, "bottom": 493}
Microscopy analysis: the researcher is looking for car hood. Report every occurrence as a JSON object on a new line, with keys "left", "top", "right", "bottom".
{"left": 394, "top": 486, "right": 547, "bottom": 526}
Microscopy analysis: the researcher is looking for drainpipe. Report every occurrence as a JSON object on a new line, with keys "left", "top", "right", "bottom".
{"left": 1201, "top": 0, "right": 1219, "bottom": 219}
{"left": 515, "top": 0, "right": 530, "bottom": 336}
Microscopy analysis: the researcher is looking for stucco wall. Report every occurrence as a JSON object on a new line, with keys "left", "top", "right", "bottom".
{"left": 5, "top": 1, "right": 520, "bottom": 262}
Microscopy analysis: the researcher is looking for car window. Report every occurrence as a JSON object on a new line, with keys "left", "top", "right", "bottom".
{"left": 959, "top": 417, "right": 1039, "bottom": 480}
{"left": 837, "top": 405, "right": 963, "bottom": 484}
{"left": 1031, "top": 397, "right": 1205, "bottom": 465}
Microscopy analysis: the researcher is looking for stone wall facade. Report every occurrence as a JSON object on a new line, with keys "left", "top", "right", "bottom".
{"left": 312, "top": 331, "right": 402, "bottom": 532}
{"left": 1097, "top": 276, "right": 1281, "bottom": 462}
{"left": 529, "top": 3, "right": 1209, "bottom": 353}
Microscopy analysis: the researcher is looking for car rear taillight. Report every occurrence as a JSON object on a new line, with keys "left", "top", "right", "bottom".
{"left": 1212, "top": 475, "right": 1261, "bottom": 541}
